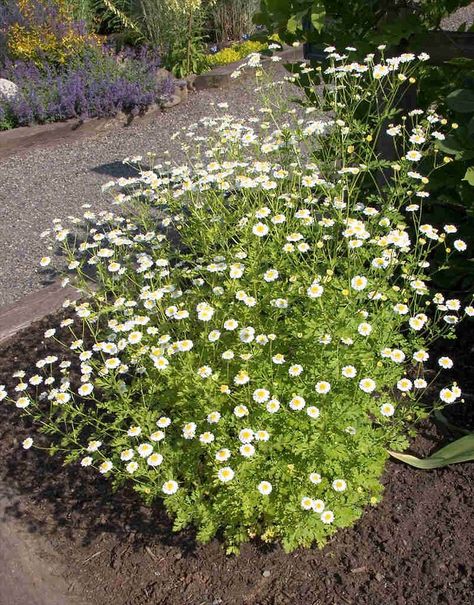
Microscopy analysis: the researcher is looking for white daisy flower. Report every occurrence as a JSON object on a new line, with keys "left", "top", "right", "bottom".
{"left": 332, "top": 479, "right": 347, "bottom": 492}
{"left": 438, "top": 356, "right": 453, "bottom": 369}
{"left": 162, "top": 480, "right": 179, "bottom": 495}
{"left": 253, "top": 388, "right": 270, "bottom": 403}
{"left": 217, "top": 467, "right": 235, "bottom": 482}
{"left": 397, "top": 378, "right": 412, "bottom": 392}
{"left": 359, "top": 378, "right": 376, "bottom": 393}
{"left": 234, "top": 404, "right": 249, "bottom": 417}
{"left": 380, "top": 403, "right": 395, "bottom": 417}
{"left": 440, "top": 388, "right": 455, "bottom": 403}
{"left": 99, "top": 460, "right": 113, "bottom": 474}
{"left": 289, "top": 364, "right": 303, "bottom": 377}
{"left": 266, "top": 398, "right": 280, "bottom": 413}
{"left": 313, "top": 499, "right": 325, "bottom": 513}
{"left": 22, "top": 437, "right": 34, "bottom": 450}
{"left": 309, "top": 472, "right": 322, "bottom": 484}
{"left": 289, "top": 395, "right": 306, "bottom": 410}
{"left": 147, "top": 453, "right": 163, "bottom": 467}
{"left": 321, "top": 510, "right": 334, "bottom": 524}
{"left": 341, "top": 365, "right": 357, "bottom": 378}
{"left": 239, "top": 428, "right": 254, "bottom": 443}
{"left": 257, "top": 481, "right": 272, "bottom": 495}
{"left": 315, "top": 381, "right": 331, "bottom": 394}
{"left": 216, "top": 448, "right": 231, "bottom": 462}
{"left": 252, "top": 223, "right": 269, "bottom": 237}
{"left": 351, "top": 275, "right": 367, "bottom": 291}
{"left": 240, "top": 444, "right": 255, "bottom": 457}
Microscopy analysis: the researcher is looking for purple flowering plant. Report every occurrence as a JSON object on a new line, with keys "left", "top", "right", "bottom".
{"left": 0, "top": 46, "right": 174, "bottom": 130}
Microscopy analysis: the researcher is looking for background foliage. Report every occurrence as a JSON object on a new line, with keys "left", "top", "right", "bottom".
{"left": 254, "top": 0, "right": 474, "bottom": 290}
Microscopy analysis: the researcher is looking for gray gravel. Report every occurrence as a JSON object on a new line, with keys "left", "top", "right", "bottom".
{"left": 0, "top": 67, "right": 290, "bottom": 307}
{"left": 1, "top": 1, "right": 473, "bottom": 308}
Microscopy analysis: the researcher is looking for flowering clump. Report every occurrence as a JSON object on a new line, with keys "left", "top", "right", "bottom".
{"left": 0, "top": 47, "right": 174, "bottom": 129}
{"left": 1, "top": 0, "right": 100, "bottom": 67}
{"left": 2, "top": 48, "right": 471, "bottom": 553}
{"left": 204, "top": 39, "right": 275, "bottom": 70}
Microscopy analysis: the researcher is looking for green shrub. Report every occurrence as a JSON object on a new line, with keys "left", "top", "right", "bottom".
{"left": 2, "top": 0, "right": 101, "bottom": 68}
{"left": 254, "top": 0, "right": 473, "bottom": 50}
{"left": 2, "top": 49, "right": 471, "bottom": 553}
{"left": 204, "top": 39, "right": 267, "bottom": 68}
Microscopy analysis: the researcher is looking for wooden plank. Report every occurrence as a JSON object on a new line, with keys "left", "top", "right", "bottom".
{"left": 0, "top": 282, "right": 81, "bottom": 345}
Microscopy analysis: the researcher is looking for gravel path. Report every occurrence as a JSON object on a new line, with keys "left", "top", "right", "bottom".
{"left": 0, "top": 68, "right": 290, "bottom": 307}
{"left": 1, "top": 1, "right": 473, "bottom": 308}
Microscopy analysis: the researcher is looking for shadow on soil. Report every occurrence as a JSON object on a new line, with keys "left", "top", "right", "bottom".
{"left": 1, "top": 441, "right": 200, "bottom": 557}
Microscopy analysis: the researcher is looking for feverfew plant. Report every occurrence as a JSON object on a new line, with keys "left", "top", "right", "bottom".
{"left": 2, "top": 48, "right": 471, "bottom": 553}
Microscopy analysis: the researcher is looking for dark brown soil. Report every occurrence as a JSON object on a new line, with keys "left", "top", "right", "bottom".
{"left": 0, "top": 313, "right": 473, "bottom": 605}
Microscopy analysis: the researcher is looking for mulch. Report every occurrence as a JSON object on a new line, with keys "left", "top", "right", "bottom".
{"left": 0, "top": 312, "right": 473, "bottom": 605}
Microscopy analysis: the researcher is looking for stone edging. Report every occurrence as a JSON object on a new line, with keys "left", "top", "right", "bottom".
{"left": 0, "top": 101, "right": 173, "bottom": 162}
{"left": 0, "top": 282, "right": 80, "bottom": 345}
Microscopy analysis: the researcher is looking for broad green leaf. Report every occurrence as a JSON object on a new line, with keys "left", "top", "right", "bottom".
{"left": 437, "top": 134, "right": 474, "bottom": 159}
{"left": 463, "top": 166, "right": 474, "bottom": 186}
{"left": 310, "top": 0, "right": 326, "bottom": 33}
{"left": 389, "top": 434, "right": 474, "bottom": 469}
{"left": 287, "top": 14, "right": 300, "bottom": 34}
{"left": 446, "top": 89, "right": 474, "bottom": 113}
{"left": 371, "top": 14, "right": 422, "bottom": 46}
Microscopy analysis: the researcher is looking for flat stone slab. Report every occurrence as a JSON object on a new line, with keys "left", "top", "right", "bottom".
{"left": 0, "top": 282, "right": 80, "bottom": 345}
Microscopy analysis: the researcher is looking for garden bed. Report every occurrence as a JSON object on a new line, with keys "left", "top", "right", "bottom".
{"left": 0, "top": 311, "right": 472, "bottom": 605}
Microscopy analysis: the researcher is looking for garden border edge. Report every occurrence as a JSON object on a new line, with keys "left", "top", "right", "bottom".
{"left": 0, "top": 45, "right": 303, "bottom": 161}
{"left": 0, "top": 103, "right": 167, "bottom": 161}
{"left": 0, "top": 281, "right": 80, "bottom": 345}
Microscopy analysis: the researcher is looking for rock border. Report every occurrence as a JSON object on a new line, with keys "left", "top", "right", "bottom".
{"left": 0, "top": 282, "right": 80, "bottom": 345}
